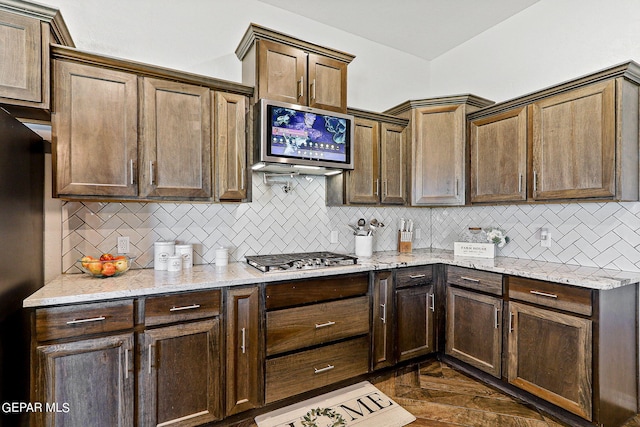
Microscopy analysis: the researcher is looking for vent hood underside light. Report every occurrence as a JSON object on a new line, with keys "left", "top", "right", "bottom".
{"left": 251, "top": 162, "right": 344, "bottom": 176}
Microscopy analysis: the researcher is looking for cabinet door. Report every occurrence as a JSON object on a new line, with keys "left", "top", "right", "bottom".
{"left": 139, "top": 319, "right": 222, "bottom": 426}
{"left": 372, "top": 271, "right": 395, "bottom": 370}
{"left": 307, "top": 53, "right": 347, "bottom": 113}
{"left": 469, "top": 107, "right": 527, "bottom": 203}
{"left": 0, "top": 10, "right": 43, "bottom": 103}
{"left": 214, "top": 91, "right": 248, "bottom": 201}
{"left": 35, "top": 333, "right": 134, "bottom": 427}
{"left": 507, "top": 301, "right": 592, "bottom": 420}
{"left": 446, "top": 286, "right": 502, "bottom": 377}
{"left": 346, "top": 117, "right": 379, "bottom": 204}
{"left": 53, "top": 60, "right": 138, "bottom": 197}
{"left": 257, "top": 39, "right": 307, "bottom": 105}
{"left": 531, "top": 80, "right": 615, "bottom": 200}
{"left": 380, "top": 122, "right": 407, "bottom": 205}
{"left": 412, "top": 105, "right": 465, "bottom": 205}
{"left": 225, "top": 286, "right": 262, "bottom": 416}
{"left": 140, "top": 78, "right": 211, "bottom": 198}
{"left": 396, "top": 283, "right": 435, "bottom": 362}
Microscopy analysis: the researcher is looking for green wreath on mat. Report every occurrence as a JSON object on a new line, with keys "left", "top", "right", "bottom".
{"left": 301, "top": 407, "right": 347, "bottom": 427}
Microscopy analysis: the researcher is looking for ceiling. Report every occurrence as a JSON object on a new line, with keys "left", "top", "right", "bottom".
{"left": 258, "top": 0, "right": 540, "bottom": 60}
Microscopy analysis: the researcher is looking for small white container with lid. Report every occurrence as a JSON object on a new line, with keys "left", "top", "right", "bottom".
{"left": 167, "top": 255, "right": 183, "bottom": 273}
{"left": 154, "top": 241, "right": 175, "bottom": 271}
{"left": 175, "top": 244, "right": 193, "bottom": 269}
{"left": 215, "top": 247, "right": 228, "bottom": 266}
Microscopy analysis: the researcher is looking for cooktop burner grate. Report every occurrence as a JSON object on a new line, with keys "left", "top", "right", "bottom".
{"left": 245, "top": 251, "right": 358, "bottom": 272}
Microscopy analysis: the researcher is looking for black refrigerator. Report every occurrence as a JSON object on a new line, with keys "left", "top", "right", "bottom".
{"left": 0, "top": 107, "right": 44, "bottom": 427}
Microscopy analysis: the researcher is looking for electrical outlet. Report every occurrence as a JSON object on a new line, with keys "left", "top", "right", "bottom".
{"left": 117, "top": 236, "right": 130, "bottom": 254}
{"left": 415, "top": 228, "right": 421, "bottom": 240}
{"left": 540, "top": 228, "right": 552, "bottom": 248}
{"left": 330, "top": 230, "right": 339, "bottom": 244}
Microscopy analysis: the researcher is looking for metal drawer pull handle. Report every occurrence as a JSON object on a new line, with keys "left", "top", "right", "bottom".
{"left": 66, "top": 316, "right": 106, "bottom": 325}
{"left": 409, "top": 274, "right": 426, "bottom": 279}
{"left": 509, "top": 312, "right": 514, "bottom": 333}
{"left": 314, "top": 365, "right": 335, "bottom": 374}
{"left": 529, "top": 290, "right": 558, "bottom": 299}
{"left": 124, "top": 348, "right": 129, "bottom": 379}
{"left": 241, "top": 327, "right": 246, "bottom": 354}
{"left": 315, "top": 321, "right": 336, "bottom": 329}
{"left": 130, "top": 160, "right": 135, "bottom": 185}
{"left": 169, "top": 304, "right": 201, "bottom": 312}
{"left": 494, "top": 308, "right": 500, "bottom": 329}
{"left": 461, "top": 276, "right": 480, "bottom": 283}
{"left": 148, "top": 344, "right": 153, "bottom": 374}
{"left": 380, "top": 303, "right": 386, "bottom": 324}
{"left": 429, "top": 293, "right": 435, "bottom": 311}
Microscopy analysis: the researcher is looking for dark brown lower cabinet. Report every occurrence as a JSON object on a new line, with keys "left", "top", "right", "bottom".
{"left": 508, "top": 301, "right": 592, "bottom": 420}
{"left": 225, "top": 286, "right": 263, "bottom": 416}
{"left": 371, "top": 270, "right": 395, "bottom": 370}
{"left": 445, "top": 286, "right": 502, "bottom": 377}
{"left": 139, "top": 319, "right": 222, "bottom": 426}
{"left": 395, "top": 282, "right": 435, "bottom": 362}
{"left": 35, "top": 333, "right": 135, "bottom": 427}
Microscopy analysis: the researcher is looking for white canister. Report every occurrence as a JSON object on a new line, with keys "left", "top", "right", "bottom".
{"left": 175, "top": 244, "right": 193, "bottom": 269}
{"left": 154, "top": 241, "right": 175, "bottom": 271}
{"left": 215, "top": 247, "right": 228, "bottom": 266}
{"left": 167, "top": 255, "right": 183, "bottom": 273}
{"left": 355, "top": 235, "right": 373, "bottom": 257}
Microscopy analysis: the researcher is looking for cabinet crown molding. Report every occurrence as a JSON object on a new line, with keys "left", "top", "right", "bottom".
{"left": 384, "top": 94, "right": 494, "bottom": 115}
{"left": 235, "top": 23, "right": 355, "bottom": 64}
{"left": 51, "top": 45, "right": 254, "bottom": 96}
{"left": 346, "top": 107, "right": 409, "bottom": 126}
{"left": 468, "top": 60, "right": 640, "bottom": 120}
{"left": 0, "top": 0, "right": 74, "bottom": 46}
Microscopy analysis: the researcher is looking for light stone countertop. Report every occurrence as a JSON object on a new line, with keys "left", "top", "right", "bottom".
{"left": 24, "top": 248, "right": 640, "bottom": 308}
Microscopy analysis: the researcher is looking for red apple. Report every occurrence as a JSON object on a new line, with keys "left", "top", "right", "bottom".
{"left": 100, "top": 253, "right": 115, "bottom": 261}
{"left": 101, "top": 262, "right": 116, "bottom": 276}
{"left": 114, "top": 258, "right": 128, "bottom": 272}
{"left": 87, "top": 261, "right": 103, "bottom": 275}
{"left": 81, "top": 256, "right": 95, "bottom": 268}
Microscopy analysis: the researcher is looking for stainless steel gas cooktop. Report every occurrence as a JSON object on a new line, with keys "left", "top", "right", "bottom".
{"left": 245, "top": 251, "right": 358, "bottom": 273}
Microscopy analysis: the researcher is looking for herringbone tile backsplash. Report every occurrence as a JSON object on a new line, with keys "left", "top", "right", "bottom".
{"left": 62, "top": 174, "right": 640, "bottom": 273}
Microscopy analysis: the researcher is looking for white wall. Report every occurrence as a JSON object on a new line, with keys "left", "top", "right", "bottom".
{"left": 429, "top": 0, "right": 640, "bottom": 102}
{"left": 44, "top": 0, "right": 430, "bottom": 112}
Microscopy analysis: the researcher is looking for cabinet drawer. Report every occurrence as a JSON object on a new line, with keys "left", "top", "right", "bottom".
{"left": 508, "top": 276, "right": 592, "bottom": 316}
{"left": 396, "top": 265, "right": 433, "bottom": 288}
{"left": 265, "top": 273, "right": 368, "bottom": 310}
{"left": 448, "top": 266, "right": 503, "bottom": 296}
{"left": 144, "top": 289, "right": 221, "bottom": 326}
{"left": 36, "top": 300, "right": 134, "bottom": 342}
{"left": 265, "top": 336, "right": 369, "bottom": 403}
{"left": 267, "top": 296, "right": 369, "bottom": 356}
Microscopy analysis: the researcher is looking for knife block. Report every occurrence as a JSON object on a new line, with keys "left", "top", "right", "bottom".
{"left": 398, "top": 231, "right": 412, "bottom": 253}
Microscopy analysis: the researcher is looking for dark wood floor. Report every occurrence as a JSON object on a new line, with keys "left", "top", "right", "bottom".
{"left": 235, "top": 359, "right": 640, "bottom": 427}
